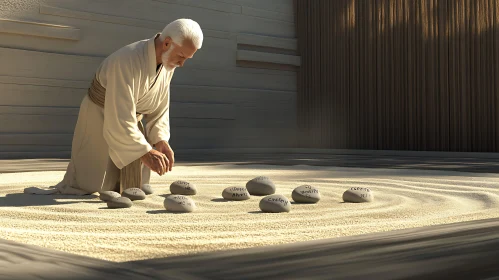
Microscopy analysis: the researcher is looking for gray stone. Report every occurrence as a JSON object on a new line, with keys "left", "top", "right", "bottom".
{"left": 99, "top": 191, "right": 121, "bottom": 201}
{"left": 222, "top": 186, "right": 250, "bottom": 201}
{"left": 164, "top": 195, "right": 196, "bottom": 213}
{"left": 259, "top": 194, "right": 291, "bottom": 213}
{"left": 342, "top": 187, "right": 373, "bottom": 203}
{"left": 121, "top": 188, "right": 146, "bottom": 201}
{"left": 107, "top": 197, "right": 132, "bottom": 209}
{"left": 292, "top": 185, "right": 321, "bottom": 203}
{"left": 246, "top": 176, "right": 275, "bottom": 196}
{"left": 141, "top": 184, "right": 154, "bottom": 195}
{"left": 170, "top": 180, "right": 197, "bottom": 195}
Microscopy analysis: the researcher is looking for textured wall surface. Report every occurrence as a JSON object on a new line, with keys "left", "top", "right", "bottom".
{"left": 0, "top": 0, "right": 298, "bottom": 158}
{"left": 296, "top": 0, "right": 499, "bottom": 152}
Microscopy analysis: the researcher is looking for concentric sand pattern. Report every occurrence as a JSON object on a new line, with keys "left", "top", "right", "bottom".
{"left": 1, "top": 165, "right": 499, "bottom": 262}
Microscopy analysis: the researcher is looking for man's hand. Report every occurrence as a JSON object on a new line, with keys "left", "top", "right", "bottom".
{"left": 154, "top": 140, "right": 174, "bottom": 172}
{"left": 141, "top": 149, "right": 168, "bottom": 175}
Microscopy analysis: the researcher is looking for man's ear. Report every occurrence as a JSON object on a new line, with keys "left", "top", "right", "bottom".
{"left": 163, "top": 36, "right": 172, "bottom": 51}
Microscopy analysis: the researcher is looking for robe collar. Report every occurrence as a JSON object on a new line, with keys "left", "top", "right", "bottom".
{"left": 147, "top": 33, "right": 162, "bottom": 80}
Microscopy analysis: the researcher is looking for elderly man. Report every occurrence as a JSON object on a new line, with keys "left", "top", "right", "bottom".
{"left": 25, "top": 19, "right": 203, "bottom": 195}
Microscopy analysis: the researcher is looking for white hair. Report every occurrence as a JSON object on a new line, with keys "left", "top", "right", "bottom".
{"left": 159, "top": 18, "right": 203, "bottom": 49}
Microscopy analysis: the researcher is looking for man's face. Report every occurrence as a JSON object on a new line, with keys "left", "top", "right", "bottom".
{"left": 161, "top": 37, "right": 198, "bottom": 71}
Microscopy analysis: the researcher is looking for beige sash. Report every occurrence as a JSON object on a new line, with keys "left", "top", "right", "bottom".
{"left": 87, "top": 76, "right": 144, "bottom": 193}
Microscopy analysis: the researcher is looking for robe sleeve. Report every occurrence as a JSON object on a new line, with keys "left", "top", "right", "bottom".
{"left": 144, "top": 87, "right": 171, "bottom": 145}
{"left": 101, "top": 57, "right": 153, "bottom": 169}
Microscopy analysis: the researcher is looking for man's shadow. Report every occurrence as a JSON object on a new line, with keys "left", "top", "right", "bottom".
{"left": 0, "top": 193, "right": 99, "bottom": 207}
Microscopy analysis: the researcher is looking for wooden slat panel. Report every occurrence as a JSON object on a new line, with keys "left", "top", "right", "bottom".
{"left": 216, "top": 0, "right": 295, "bottom": 16}
{"left": 369, "top": 0, "right": 377, "bottom": 149}
{"left": 0, "top": 84, "right": 87, "bottom": 107}
{"left": 0, "top": 48, "right": 101, "bottom": 81}
{"left": 0, "top": 151, "right": 70, "bottom": 159}
{"left": 448, "top": 0, "right": 456, "bottom": 151}
{"left": 439, "top": 0, "right": 450, "bottom": 151}
{"left": 172, "top": 119, "right": 235, "bottom": 128}
{"left": 0, "top": 103, "right": 235, "bottom": 120}
{"left": 0, "top": 76, "right": 89, "bottom": 88}
{"left": 0, "top": 18, "right": 80, "bottom": 41}
{"left": 0, "top": 82, "right": 295, "bottom": 108}
{"left": 494, "top": 0, "right": 499, "bottom": 152}
{"left": 236, "top": 50, "right": 300, "bottom": 66}
{"left": 0, "top": 39, "right": 296, "bottom": 80}
{"left": 241, "top": 6, "right": 294, "bottom": 23}
{"left": 111, "top": 0, "right": 294, "bottom": 38}
{"left": 0, "top": 115, "right": 78, "bottom": 133}
{"left": 376, "top": 0, "right": 384, "bottom": 149}
{"left": 236, "top": 33, "right": 297, "bottom": 50}
{"left": 152, "top": 0, "right": 242, "bottom": 13}
{"left": 0, "top": 47, "right": 297, "bottom": 92}
{"left": 0, "top": 134, "right": 73, "bottom": 146}
{"left": 0, "top": 123, "right": 295, "bottom": 149}
{"left": 296, "top": 0, "right": 499, "bottom": 152}
{"left": 171, "top": 102, "right": 235, "bottom": 120}
{"left": 486, "top": 0, "right": 494, "bottom": 151}
{"left": 0, "top": 145, "right": 71, "bottom": 153}
{"left": 169, "top": 127, "right": 297, "bottom": 149}
{"left": 0, "top": 106, "right": 79, "bottom": 116}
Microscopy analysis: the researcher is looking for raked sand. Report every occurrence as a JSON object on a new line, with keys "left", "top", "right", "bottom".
{"left": 1, "top": 164, "right": 499, "bottom": 262}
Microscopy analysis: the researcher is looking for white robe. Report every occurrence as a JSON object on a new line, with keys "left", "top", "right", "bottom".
{"left": 25, "top": 33, "right": 174, "bottom": 195}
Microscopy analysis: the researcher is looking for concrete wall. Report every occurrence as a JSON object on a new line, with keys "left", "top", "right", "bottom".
{"left": 0, "top": 0, "right": 298, "bottom": 158}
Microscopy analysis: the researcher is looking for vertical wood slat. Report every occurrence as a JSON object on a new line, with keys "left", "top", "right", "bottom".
{"left": 357, "top": 0, "right": 364, "bottom": 149}
{"left": 440, "top": 0, "right": 450, "bottom": 151}
{"left": 422, "top": 0, "right": 429, "bottom": 150}
{"left": 428, "top": 0, "right": 436, "bottom": 150}
{"left": 295, "top": 0, "right": 498, "bottom": 152}
{"left": 495, "top": 0, "right": 499, "bottom": 151}
{"left": 462, "top": 0, "right": 469, "bottom": 151}
{"left": 449, "top": 0, "right": 457, "bottom": 151}
{"left": 476, "top": 0, "right": 483, "bottom": 152}
{"left": 377, "top": 0, "right": 383, "bottom": 149}
{"left": 491, "top": 0, "right": 499, "bottom": 151}
{"left": 480, "top": 0, "right": 486, "bottom": 152}
{"left": 399, "top": 0, "right": 407, "bottom": 150}
{"left": 367, "top": 0, "right": 375, "bottom": 149}
{"left": 486, "top": 0, "right": 493, "bottom": 151}
{"left": 408, "top": 0, "right": 416, "bottom": 150}
{"left": 387, "top": 0, "right": 394, "bottom": 150}
{"left": 470, "top": 0, "right": 477, "bottom": 151}
{"left": 349, "top": 0, "right": 358, "bottom": 149}
{"left": 415, "top": 0, "right": 422, "bottom": 151}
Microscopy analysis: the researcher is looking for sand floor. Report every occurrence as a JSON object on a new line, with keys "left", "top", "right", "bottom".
{"left": 1, "top": 164, "right": 499, "bottom": 262}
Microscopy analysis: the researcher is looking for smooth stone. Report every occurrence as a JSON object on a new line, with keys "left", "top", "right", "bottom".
{"left": 107, "top": 197, "right": 132, "bottom": 209}
{"left": 246, "top": 176, "right": 275, "bottom": 196}
{"left": 99, "top": 191, "right": 121, "bottom": 201}
{"left": 222, "top": 186, "right": 250, "bottom": 201}
{"left": 141, "top": 184, "right": 154, "bottom": 195}
{"left": 170, "top": 180, "right": 197, "bottom": 195}
{"left": 259, "top": 194, "right": 291, "bottom": 213}
{"left": 292, "top": 185, "right": 321, "bottom": 203}
{"left": 342, "top": 187, "right": 373, "bottom": 203}
{"left": 121, "top": 188, "right": 146, "bottom": 201}
{"left": 164, "top": 195, "right": 196, "bottom": 213}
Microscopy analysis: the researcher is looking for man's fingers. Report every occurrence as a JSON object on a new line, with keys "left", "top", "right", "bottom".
{"left": 166, "top": 152, "right": 174, "bottom": 171}
{"left": 156, "top": 155, "right": 165, "bottom": 175}
{"left": 160, "top": 154, "right": 168, "bottom": 175}
{"left": 154, "top": 161, "right": 160, "bottom": 175}
{"left": 146, "top": 158, "right": 157, "bottom": 174}
{"left": 165, "top": 155, "right": 172, "bottom": 173}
